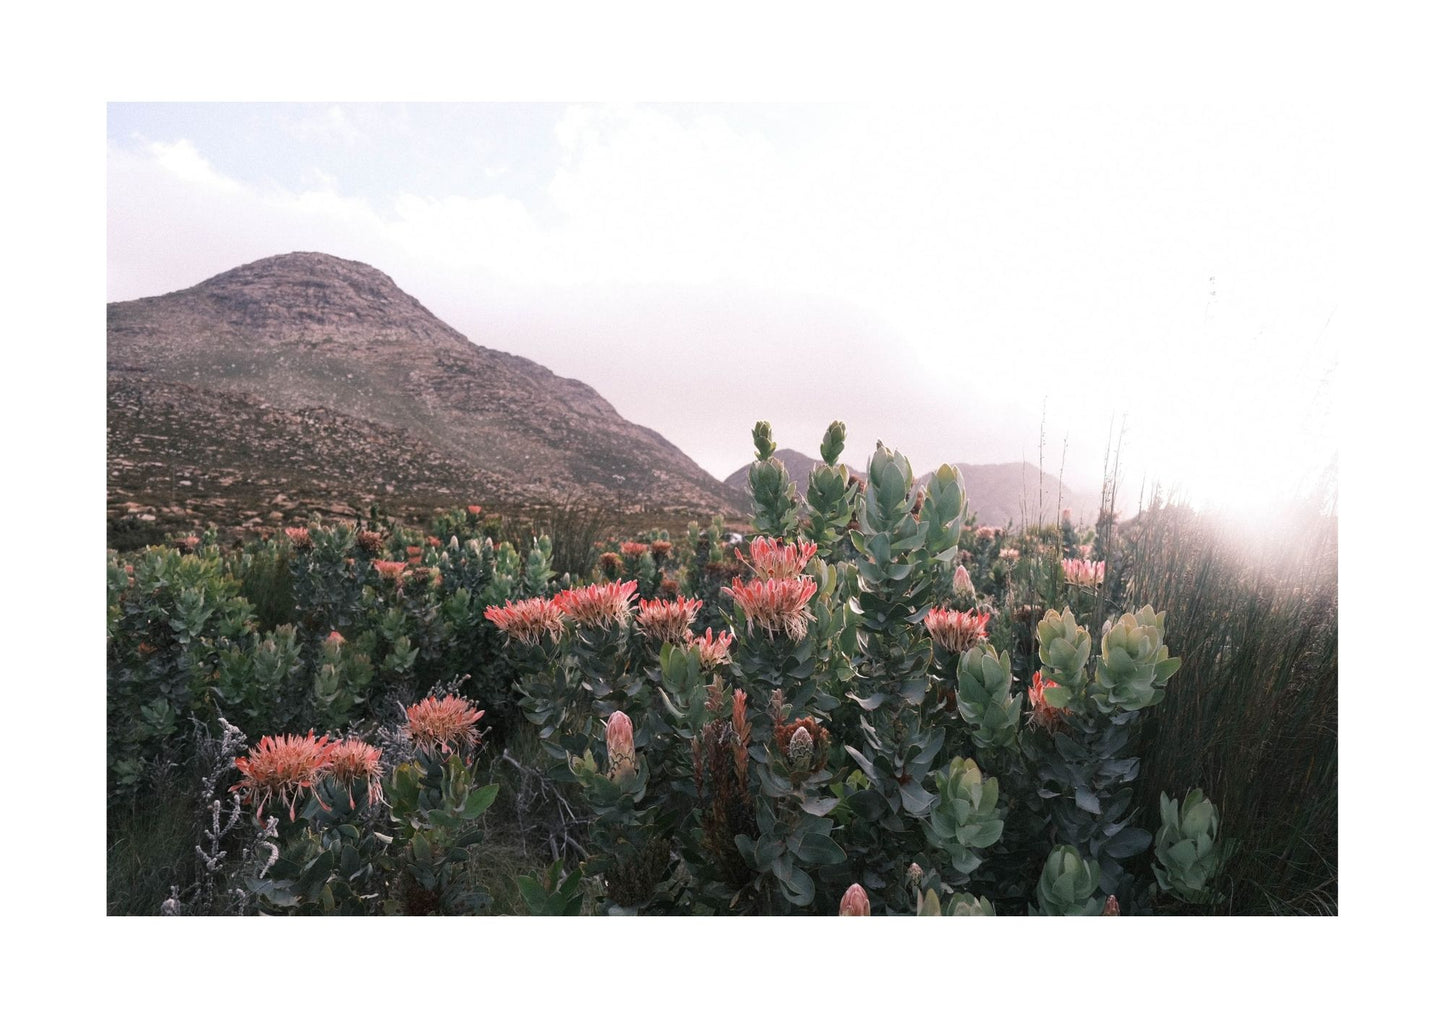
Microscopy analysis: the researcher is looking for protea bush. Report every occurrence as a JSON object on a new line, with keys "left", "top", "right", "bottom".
{"left": 106, "top": 417, "right": 1301, "bottom": 915}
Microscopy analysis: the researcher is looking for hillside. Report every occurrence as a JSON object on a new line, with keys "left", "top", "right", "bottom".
{"left": 107, "top": 252, "right": 747, "bottom": 543}
{"left": 724, "top": 449, "right": 1089, "bottom": 529}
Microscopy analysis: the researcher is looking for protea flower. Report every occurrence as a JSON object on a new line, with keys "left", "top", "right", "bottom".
{"left": 923, "top": 607, "right": 991, "bottom": 654}
{"left": 738, "top": 536, "right": 818, "bottom": 580}
{"left": 324, "top": 630, "right": 346, "bottom": 646}
{"left": 325, "top": 738, "right": 384, "bottom": 808}
{"left": 356, "top": 530, "right": 385, "bottom": 556}
{"left": 688, "top": 627, "right": 734, "bottom": 668}
{"left": 619, "top": 541, "right": 651, "bottom": 558}
{"left": 374, "top": 560, "right": 407, "bottom": 584}
{"left": 1103, "top": 894, "right": 1120, "bottom": 916}
{"left": 650, "top": 540, "right": 673, "bottom": 561}
{"left": 839, "top": 883, "right": 871, "bottom": 916}
{"left": 605, "top": 710, "right": 637, "bottom": 781}
{"left": 553, "top": 579, "right": 639, "bottom": 629}
{"left": 485, "top": 596, "right": 566, "bottom": 645}
{"left": 998, "top": 547, "right": 1020, "bottom": 561}
{"left": 467, "top": 505, "right": 483, "bottom": 515}
{"left": 724, "top": 575, "right": 818, "bottom": 641}
{"left": 231, "top": 731, "right": 334, "bottom": 821}
{"left": 598, "top": 551, "right": 624, "bottom": 577}
{"left": 1062, "top": 557, "right": 1106, "bottom": 586}
{"left": 284, "top": 527, "right": 313, "bottom": 552}
{"left": 636, "top": 596, "right": 703, "bottom": 644}
{"left": 952, "top": 563, "right": 975, "bottom": 598}
{"left": 1027, "top": 671, "right": 1071, "bottom": 733}
{"left": 405, "top": 695, "right": 486, "bottom": 756}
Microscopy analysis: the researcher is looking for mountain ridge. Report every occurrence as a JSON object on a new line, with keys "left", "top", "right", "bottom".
{"left": 107, "top": 252, "right": 747, "bottom": 543}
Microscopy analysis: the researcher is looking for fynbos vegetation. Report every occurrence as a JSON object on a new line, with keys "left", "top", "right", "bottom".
{"left": 108, "top": 420, "right": 1334, "bottom": 916}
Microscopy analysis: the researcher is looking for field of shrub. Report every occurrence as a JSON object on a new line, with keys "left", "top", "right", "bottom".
{"left": 106, "top": 421, "right": 1336, "bottom": 916}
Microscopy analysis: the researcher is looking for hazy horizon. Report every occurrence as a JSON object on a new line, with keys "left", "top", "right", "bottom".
{"left": 108, "top": 102, "right": 1337, "bottom": 522}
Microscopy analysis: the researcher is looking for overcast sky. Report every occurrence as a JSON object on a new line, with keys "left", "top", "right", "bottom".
{"left": 107, "top": 101, "right": 1337, "bottom": 522}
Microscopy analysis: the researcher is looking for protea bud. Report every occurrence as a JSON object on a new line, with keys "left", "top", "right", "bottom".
{"left": 787, "top": 725, "right": 814, "bottom": 768}
{"left": 605, "top": 710, "right": 636, "bottom": 781}
{"left": 906, "top": 862, "right": 924, "bottom": 889}
{"left": 839, "top": 883, "right": 871, "bottom": 916}
{"left": 1103, "top": 894, "right": 1120, "bottom": 916}
{"left": 952, "top": 563, "right": 974, "bottom": 598}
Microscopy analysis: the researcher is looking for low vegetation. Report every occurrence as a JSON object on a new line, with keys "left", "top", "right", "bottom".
{"left": 107, "top": 420, "right": 1336, "bottom": 915}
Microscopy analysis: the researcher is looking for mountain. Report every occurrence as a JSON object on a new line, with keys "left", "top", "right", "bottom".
{"left": 917, "top": 462, "right": 1092, "bottom": 530}
{"left": 724, "top": 449, "right": 1090, "bottom": 529}
{"left": 107, "top": 252, "right": 746, "bottom": 543}
{"left": 722, "top": 448, "right": 860, "bottom": 491}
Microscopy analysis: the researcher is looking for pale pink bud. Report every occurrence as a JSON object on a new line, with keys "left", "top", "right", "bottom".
{"left": 606, "top": 710, "right": 636, "bottom": 781}
{"left": 906, "top": 862, "right": 924, "bottom": 888}
{"left": 952, "top": 564, "right": 974, "bottom": 597}
{"left": 1103, "top": 894, "right": 1120, "bottom": 916}
{"left": 839, "top": 883, "right": 871, "bottom": 916}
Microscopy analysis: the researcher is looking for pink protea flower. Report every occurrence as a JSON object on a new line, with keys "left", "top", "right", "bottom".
{"left": 605, "top": 710, "right": 637, "bottom": 781}
{"left": 467, "top": 504, "right": 483, "bottom": 516}
{"left": 619, "top": 541, "right": 651, "bottom": 558}
{"left": 177, "top": 535, "right": 201, "bottom": 554}
{"left": 284, "top": 527, "right": 313, "bottom": 551}
{"left": 636, "top": 595, "right": 703, "bottom": 644}
{"left": 737, "top": 535, "right": 818, "bottom": 580}
{"left": 952, "top": 563, "right": 975, "bottom": 598}
{"left": 1062, "top": 557, "right": 1105, "bottom": 587}
{"left": 1103, "top": 894, "right": 1120, "bottom": 916}
{"left": 324, "top": 630, "right": 346, "bottom": 646}
{"left": 325, "top": 738, "right": 384, "bottom": 809}
{"left": 405, "top": 694, "right": 486, "bottom": 756}
{"left": 923, "top": 607, "right": 991, "bottom": 654}
{"left": 356, "top": 530, "right": 385, "bottom": 556}
{"left": 374, "top": 560, "right": 407, "bottom": 584}
{"left": 1027, "top": 671, "right": 1071, "bottom": 733}
{"left": 231, "top": 731, "right": 334, "bottom": 821}
{"left": 839, "top": 883, "right": 871, "bottom": 916}
{"left": 554, "top": 579, "right": 639, "bottom": 629}
{"left": 688, "top": 627, "right": 734, "bottom": 668}
{"left": 724, "top": 575, "right": 818, "bottom": 642}
{"left": 998, "top": 547, "right": 1021, "bottom": 562}
{"left": 650, "top": 540, "right": 673, "bottom": 560}
{"left": 484, "top": 596, "right": 566, "bottom": 646}
{"left": 597, "top": 551, "right": 624, "bottom": 577}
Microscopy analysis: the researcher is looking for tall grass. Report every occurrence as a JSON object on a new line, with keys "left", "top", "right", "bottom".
{"left": 1124, "top": 499, "right": 1338, "bottom": 914}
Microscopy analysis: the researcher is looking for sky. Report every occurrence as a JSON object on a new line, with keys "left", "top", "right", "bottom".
{"left": 107, "top": 100, "right": 1338, "bottom": 524}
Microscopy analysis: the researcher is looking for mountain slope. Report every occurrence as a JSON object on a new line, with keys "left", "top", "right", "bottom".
{"left": 107, "top": 252, "right": 745, "bottom": 539}
{"left": 724, "top": 449, "right": 1089, "bottom": 529}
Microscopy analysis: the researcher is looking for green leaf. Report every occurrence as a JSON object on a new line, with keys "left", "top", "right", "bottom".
{"left": 796, "top": 832, "right": 846, "bottom": 866}
{"left": 462, "top": 783, "right": 500, "bottom": 820}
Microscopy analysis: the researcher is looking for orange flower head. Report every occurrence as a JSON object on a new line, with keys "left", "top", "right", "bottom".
{"left": 231, "top": 731, "right": 334, "bottom": 821}
{"left": 636, "top": 595, "right": 703, "bottom": 645}
{"left": 284, "top": 527, "right": 313, "bottom": 551}
{"left": 326, "top": 738, "right": 384, "bottom": 808}
{"left": 1027, "top": 671, "right": 1072, "bottom": 733}
{"left": 688, "top": 627, "right": 734, "bottom": 668}
{"left": 484, "top": 596, "right": 566, "bottom": 645}
{"left": 405, "top": 695, "right": 486, "bottom": 756}
{"left": 553, "top": 579, "right": 638, "bottom": 629}
{"left": 374, "top": 560, "right": 407, "bottom": 584}
{"left": 724, "top": 575, "right": 818, "bottom": 642}
{"left": 650, "top": 540, "right": 673, "bottom": 560}
{"left": 923, "top": 607, "right": 991, "bottom": 654}
{"left": 619, "top": 541, "right": 651, "bottom": 558}
{"left": 738, "top": 536, "right": 818, "bottom": 580}
{"left": 467, "top": 505, "right": 483, "bottom": 516}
